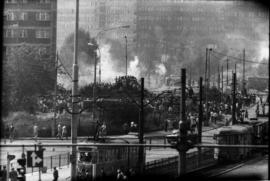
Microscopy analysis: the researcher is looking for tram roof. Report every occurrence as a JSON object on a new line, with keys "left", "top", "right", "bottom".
{"left": 216, "top": 124, "right": 253, "bottom": 135}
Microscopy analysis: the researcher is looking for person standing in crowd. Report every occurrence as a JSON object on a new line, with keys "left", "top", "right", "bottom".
{"left": 9, "top": 168, "right": 18, "bottom": 181}
{"left": 57, "top": 123, "right": 62, "bottom": 140}
{"left": 33, "top": 123, "right": 38, "bottom": 142}
{"left": 122, "top": 122, "right": 129, "bottom": 134}
{"left": 9, "top": 123, "right": 15, "bottom": 143}
{"left": 62, "top": 125, "right": 67, "bottom": 140}
{"left": 53, "top": 167, "right": 59, "bottom": 181}
{"left": 4, "top": 124, "right": 9, "bottom": 144}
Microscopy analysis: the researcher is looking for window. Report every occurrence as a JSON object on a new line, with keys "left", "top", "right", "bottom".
{"left": 38, "top": 47, "right": 49, "bottom": 55}
{"left": 5, "top": 0, "right": 17, "bottom": 3}
{"left": 5, "top": 29, "right": 14, "bottom": 38}
{"left": 19, "top": 29, "right": 27, "bottom": 38}
{"left": 40, "top": 0, "right": 50, "bottom": 3}
{"left": 20, "top": 12, "right": 28, "bottom": 21}
{"left": 6, "top": 12, "right": 16, "bottom": 21}
{"left": 36, "top": 30, "right": 50, "bottom": 39}
{"left": 36, "top": 12, "right": 50, "bottom": 21}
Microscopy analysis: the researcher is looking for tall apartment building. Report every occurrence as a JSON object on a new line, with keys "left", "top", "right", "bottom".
{"left": 3, "top": 0, "right": 57, "bottom": 89}
{"left": 57, "top": 0, "right": 136, "bottom": 50}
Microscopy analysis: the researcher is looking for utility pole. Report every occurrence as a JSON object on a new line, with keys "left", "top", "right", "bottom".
{"left": 52, "top": 52, "right": 58, "bottom": 137}
{"left": 204, "top": 48, "right": 208, "bottom": 87}
{"left": 125, "top": 35, "right": 128, "bottom": 76}
{"left": 232, "top": 73, "right": 236, "bottom": 125}
{"left": 234, "top": 63, "right": 237, "bottom": 74}
{"left": 189, "top": 66, "right": 192, "bottom": 87}
{"left": 93, "top": 49, "right": 97, "bottom": 134}
{"left": 99, "top": 56, "right": 101, "bottom": 83}
{"left": 198, "top": 77, "right": 203, "bottom": 166}
{"left": 208, "top": 49, "right": 211, "bottom": 89}
{"left": 179, "top": 68, "right": 187, "bottom": 175}
{"left": 218, "top": 65, "right": 220, "bottom": 90}
{"left": 221, "top": 65, "right": 223, "bottom": 100}
{"left": 226, "top": 58, "right": 229, "bottom": 86}
{"left": 138, "top": 78, "right": 144, "bottom": 174}
{"left": 71, "top": 0, "right": 79, "bottom": 180}
{"left": 242, "top": 48, "right": 245, "bottom": 95}
{"left": 204, "top": 48, "right": 209, "bottom": 126}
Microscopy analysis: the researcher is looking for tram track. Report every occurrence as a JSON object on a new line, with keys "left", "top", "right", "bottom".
{"left": 189, "top": 154, "right": 268, "bottom": 178}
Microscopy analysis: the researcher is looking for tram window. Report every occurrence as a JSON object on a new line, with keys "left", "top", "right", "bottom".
{"left": 79, "top": 152, "right": 92, "bottom": 162}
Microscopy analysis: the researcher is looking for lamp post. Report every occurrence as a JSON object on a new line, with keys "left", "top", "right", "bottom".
{"left": 88, "top": 43, "right": 99, "bottom": 139}
{"left": 92, "top": 25, "right": 130, "bottom": 82}
{"left": 125, "top": 35, "right": 128, "bottom": 76}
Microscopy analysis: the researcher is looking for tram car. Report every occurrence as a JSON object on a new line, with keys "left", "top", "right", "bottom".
{"left": 77, "top": 138, "right": 140, "bottom": 178}
{"left": 252, "top": 119, "right": 268, "bottom": 145}
{"left": 213, "top": 124, "right": 254, "bottom": 162}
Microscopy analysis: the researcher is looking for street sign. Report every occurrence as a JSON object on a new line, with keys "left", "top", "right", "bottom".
{"left": 27, "top": 151, "right": 43, "bottom": 167}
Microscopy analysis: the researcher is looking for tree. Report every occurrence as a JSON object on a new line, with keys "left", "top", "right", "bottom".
{"left": 3, "top": 45, "right": 55, "bottom": 113}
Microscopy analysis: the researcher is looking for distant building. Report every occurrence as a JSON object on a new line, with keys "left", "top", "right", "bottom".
{"left": 247, "top": 76, "right": 269, "bottom": 92}
{"left": 3, "top": 0, "right": 57, "bottom": 89}
{"left": 57, "top": 0, "right": 136, "bottom": 50}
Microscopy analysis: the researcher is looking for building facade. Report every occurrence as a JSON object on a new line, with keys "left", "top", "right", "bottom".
{"left": 57, "top": 0, "right": 136, "bottom": 50}
{"left": 3, "top": 0, "right": 57, "bottom": 89}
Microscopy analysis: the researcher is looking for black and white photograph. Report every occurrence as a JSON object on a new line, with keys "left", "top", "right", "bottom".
{"left": 1, "top": 0, "right": 269, "bottom": 180}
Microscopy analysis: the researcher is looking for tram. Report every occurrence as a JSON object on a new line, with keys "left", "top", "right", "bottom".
{"left": 77, "top": 138, "right": 140, "bottom": 178}
{"left": 213, "top": 124, "right": 253, "bottom": 162}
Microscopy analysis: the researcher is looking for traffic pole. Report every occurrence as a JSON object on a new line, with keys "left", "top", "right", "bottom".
{"left": 138, "top": 78, "right": 145, "bottom": 174}
{"left": 179, "top": 68, "right": 187, "bottom": 176}
{"left": 232, "top": 73, "right": 236, "bottom": 125}
{"left": 71, "top": 0, "right": 79, "bottom": 180}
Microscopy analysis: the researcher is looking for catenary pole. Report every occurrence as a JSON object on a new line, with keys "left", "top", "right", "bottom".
{"left": 179, "top": 68, "right": 187, "bottom": 175}
{"left": 232, "top": 73, "right": 236, "bottom": 125}
{"left": 71, "top": 0, "right": 79, "bottom": 180}
{"left": 198, "top": 77, "right": 203, "bottom": 166}
{"left": 242, "top": 48, "right": 245, "bottom": 94}
{"left": 138, "top": 78, "right": 145, "bottom": 174}
{"left": 205, "top": 48, "right": 209, "bottom": 126}
{"left": 125, "top": 35, "right": 128, "bottom": 76}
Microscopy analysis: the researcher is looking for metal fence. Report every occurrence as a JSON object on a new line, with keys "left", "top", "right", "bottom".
{"left": 3, "top": 152, "right": 70, "bottom": 174}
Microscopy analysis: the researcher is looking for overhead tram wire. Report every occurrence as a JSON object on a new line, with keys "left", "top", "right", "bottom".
{"left": 211, "top": 50, "right": 268, "bottom": 65}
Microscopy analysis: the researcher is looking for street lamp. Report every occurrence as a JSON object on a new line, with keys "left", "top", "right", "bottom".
{"left": 92, "top": 25, "right": 130, "bottom": 82}
{"left": 87, "top": 42, "right": 99, "bottom": 133}
{"left": 125, "top": 35, "right": 128, "bottom": 76}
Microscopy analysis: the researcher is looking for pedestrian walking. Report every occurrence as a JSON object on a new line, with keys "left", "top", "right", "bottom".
{"left": 116, "top": 169, "right": 127, "bottom": 181}
{"left": 122, "top": 122, "right": 129, "bottom": 134}
{"left": 57, "top": 123, "right": 62, "bottom": 139}
{"left": 9, "top": 123, "right": 15, "bottom": 143}
{"left": 9, "top": 168, "right": 18, "bottom": 181}
{"left": 53, "top": 167, "right": 59, "bottom": 181}
{"left": 1, "top": 166, "right": 7, "bottom": 181}
{"left": 33, "top": 123, "right": 39, "bottom": 142}
{"left": 62, "top": 125, "right": 67, "bottom": 140}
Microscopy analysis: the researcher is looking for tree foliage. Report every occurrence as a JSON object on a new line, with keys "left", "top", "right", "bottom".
{"left": 2, "top": 45, "right": 55, "bottom": 115}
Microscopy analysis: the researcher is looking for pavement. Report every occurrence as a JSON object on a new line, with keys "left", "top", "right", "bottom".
{"left": 2, "top": 104, "right": 265, "bottom": 180}
{"left": 26, "top": 165, "right": 71, "bottom": 181}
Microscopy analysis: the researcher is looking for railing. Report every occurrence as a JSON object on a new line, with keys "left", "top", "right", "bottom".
{"left": 145, "top": 148, "right": 216, "bottom": 174}
{"left": 2, "top": 152, "right": 70, "bottom": 174}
